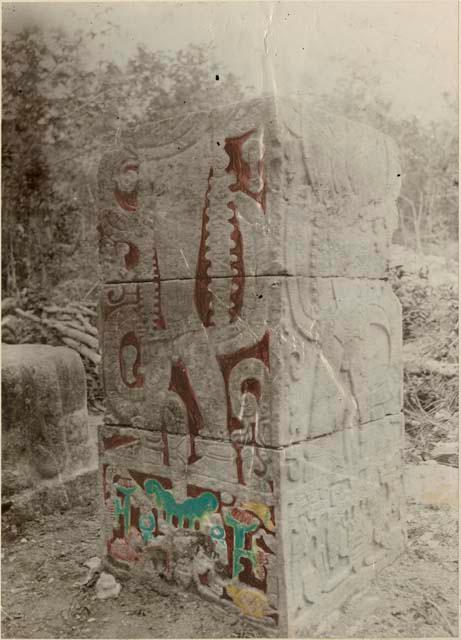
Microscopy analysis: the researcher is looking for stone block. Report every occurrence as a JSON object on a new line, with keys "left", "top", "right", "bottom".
{"left": 100, "top": 424, "right": 281, "bottom": 629}
{"left": 1, "top": 344, "right": 97, "bottom": 521}
{"left": 99, "top": 417, "right": 406, "bottom": 635}
{"left": 101, "top": 276, "right": 402, "bottom": 446}
{"left": 281, "top": 415, "right": 406, "bottom": 634}
{"left": 97, "top": 95, "right": 404, "bottom": 636}
{"left": 97, "top": 97, "right": 400, "bottom": 283}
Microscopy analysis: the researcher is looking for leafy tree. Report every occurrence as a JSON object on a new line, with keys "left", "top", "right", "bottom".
{"left": 2, "top": 25, "right": 247, "bottom": 297}
{"left": 309, "top": 57, "right": 458, "bottom": 254}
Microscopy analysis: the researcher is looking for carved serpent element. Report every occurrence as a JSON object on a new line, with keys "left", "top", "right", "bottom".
{"left": 144, "top": 479, "right": 218, "bottom": 528}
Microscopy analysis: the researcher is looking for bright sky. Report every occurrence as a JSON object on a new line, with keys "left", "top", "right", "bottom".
{"left": 2, "top": 1, "right": 459, "bottom": 122}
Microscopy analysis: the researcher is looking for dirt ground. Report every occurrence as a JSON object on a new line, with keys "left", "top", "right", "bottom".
{"left": 1, "top": 463, "right": 458, "bottom": 639}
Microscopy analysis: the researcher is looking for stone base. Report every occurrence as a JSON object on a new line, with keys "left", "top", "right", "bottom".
{"left": 98, "top": 415, "right": 405, "bottom": 636}
{"left": 2, "top": 467, "right": 99, "bottom": 524}
{"left": 2, "top": 344, "right": 97, "bottom": 523}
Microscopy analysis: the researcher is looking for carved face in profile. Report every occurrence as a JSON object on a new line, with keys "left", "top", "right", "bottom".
{"left": 114, "top": 159, "right": 139, "bottom": 194}
{"left": 111, "top": 157, "right": 140, "bottom": 213}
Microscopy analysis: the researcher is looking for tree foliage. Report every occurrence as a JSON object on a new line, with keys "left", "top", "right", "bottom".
{"left": 2, "top": 25, "right": 458, "bottom": 298}
{"left": 2, "top": 26, "right": 245, "bottom": 296}
{"left": 312, "top": 57, "right": 458, "bottom": 252}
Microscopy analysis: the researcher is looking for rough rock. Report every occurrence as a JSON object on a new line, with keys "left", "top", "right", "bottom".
{"left": 1, "top": 344, "right": 98, "bottom": 522}
{"left": 405, "top": 462, "right": 458, "bottom": 509}
{"left": 81, "top": 556, "right": 102, "bottom": 586}
{"left": 95, "top": 572, "right": 121, "bottom": 600}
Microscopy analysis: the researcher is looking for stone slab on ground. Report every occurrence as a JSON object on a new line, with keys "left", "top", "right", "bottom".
{"left": 1, "top": 344, "right": 98, "bottom": 522}
{"left": 405, "top": 462, "right": 458, "bottom": 509}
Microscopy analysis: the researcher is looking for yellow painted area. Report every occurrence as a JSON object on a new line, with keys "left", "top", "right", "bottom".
{"left": 240, "top": 501, "right": 275, "bottom": 531}
{"left": 226, "top": 584, "right": 272, "bottom": 619}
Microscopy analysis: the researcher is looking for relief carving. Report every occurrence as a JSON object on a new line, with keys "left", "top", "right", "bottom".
{"left": 98, "top": 98, "right": 403, "bottom": 634}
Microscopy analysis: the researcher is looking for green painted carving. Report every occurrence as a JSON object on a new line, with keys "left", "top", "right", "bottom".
{"left": 139, "top": 512, "right": 156, "bottom": 542}
{"left": 113, "top": 484, "right": 137, "bottom": 536}
{"left": 144, "top": 479, "right": 218, "bottom": 528}
{"left": 224, "top": 510, "right": 258, "bottom": 578}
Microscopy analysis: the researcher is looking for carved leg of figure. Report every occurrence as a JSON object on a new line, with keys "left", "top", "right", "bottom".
{"left": 175, "top": 331, "right": 228, "bottom": 440}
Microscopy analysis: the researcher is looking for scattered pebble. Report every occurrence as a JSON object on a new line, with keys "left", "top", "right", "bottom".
{"left": 84, "top": 556, "right": 101, "bottom": 571}
{"left": 81, "top": 556, "right": 102, "bottom": 586}
{"left": 95, "top": 572, "right": 121, "bottom": 600}
{"left": 20, "top": 538, "right": 27, "bottom": 544}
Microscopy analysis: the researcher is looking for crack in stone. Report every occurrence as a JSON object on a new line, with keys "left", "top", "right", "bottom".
{"left": 101, "top": 273, "right": 392, "bottom": 286}
{"left": 102, "top": 411, "right": 402, "bottom": 452}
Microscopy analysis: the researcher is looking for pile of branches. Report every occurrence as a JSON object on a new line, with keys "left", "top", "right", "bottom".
{"left": 2, "top": 297, "right": 104, "bottom": 411}
{"left": 389, "top": 264, "right": 458, "bottom": 463}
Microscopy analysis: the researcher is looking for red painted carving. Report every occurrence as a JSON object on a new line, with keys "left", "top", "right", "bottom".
{"left": 169, "top": 360, "right": 204, "bottom": 464}
{"left": 119, "top": 331, "right": 144, "bottom": 388}
{"left": 114, "top": 190, "right": 137, "bottom": 212}
{"left": 224, "top": 130, "right": 266, "bottom": 214}
{"left": 217, "top": 330, "right": 270, "bottom": 434}
{"left": 241, "top": 377, "right": 261, "bottom": 400}
{"left": 198, "top": 572, "right": 209, "bottom": 586}
{"left": 195, "top": 129, "right": 266, "bottom": 325}
{"left": 97, "top": 221, "right": 140, "bottom": 272}
{"left": 227, "top": 201, "right": 245, "bottom": 322}
{"left": 102, "top": 463, "right": 109, "bottom": 500}
{"left": 108, "top": 536, "right": 142, "bottom": 563}
{"left": 128, "top": 471, "right": 172, "bottom": 538}
{"left": 216, "top": 331, "right": 270, "bottom": 484}
{"left": 129, "top": 470, "right": 172, "bottom": 491}
{"left": 152, "top": 249, "right": 166, "bottom": 330}
{"left": 161, "top": 431, "right": 170, "bottom": 466}
{"left": 121, "top": 242, "right": 140, "bottom": 270}
{"left": 103, "top": 434, "right": 140, "bottom": 450}
{"left": 194, "top": 168, "right": 215, "bottom": 327}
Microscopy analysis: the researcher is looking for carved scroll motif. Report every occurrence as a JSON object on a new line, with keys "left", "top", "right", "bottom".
{"left": 217, "top": 331, "right": 271, "bottom": 485}
{"left": 102, "top": 283, "right": 147, "bottom": 424}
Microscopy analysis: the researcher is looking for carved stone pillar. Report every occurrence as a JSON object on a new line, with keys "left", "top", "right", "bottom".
{"left": 97, "top": 96, "right": 405, "bottom": 636}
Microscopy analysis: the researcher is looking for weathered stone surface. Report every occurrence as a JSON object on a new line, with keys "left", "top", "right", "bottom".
{"left": 1, "top": 345, "right": 97, "bottom": 520}
{"left": 100, "top": 427, "right": 280, "bottom": 628}
{"left": 281, "top": 415, "right": 406, "bottom": 635}
{"left": 99, "top": 416, "right": 405, "bottom": 635}
{"left": 97, "top": 96, "right": 404, "bottom": 636}
{"left": 405, "top": 462, "right": 458, "bottom": 509}
{"left": 97, "top": 97, "right": 400, "bottom": 283}
{"left": 101, "top": 276, "right": 401, "bottom": 446}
